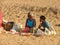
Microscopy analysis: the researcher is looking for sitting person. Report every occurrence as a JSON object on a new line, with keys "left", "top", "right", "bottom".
{"left": 24, "top": 12, "right": 36, "bottom": 33}
{"left": 36, "top": 15, "right": 56, "bottom": 35}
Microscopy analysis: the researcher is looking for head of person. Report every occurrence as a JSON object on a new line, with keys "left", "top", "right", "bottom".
{"left": 40, "top": 15, "right": 46, "bottom": 22}
{"left": 28, "top": 12, "right": 31, "bottom": 18}
{"left": 2, "top": 21, "right": 14, "bottom": 31}
{"left": 28, "top": 12, "right": 34, "bottom": 20}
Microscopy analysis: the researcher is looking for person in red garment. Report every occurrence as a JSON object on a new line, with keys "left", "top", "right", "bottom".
{"left": 0, "top": 7, "right": 3, "bottom": 33}
{"left": 24, "top": 12, "right": 36, "bottom": 33}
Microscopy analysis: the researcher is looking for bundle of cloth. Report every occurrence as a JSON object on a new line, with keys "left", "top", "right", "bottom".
{"left": 2, "top": 19, "right": 23, "bottom": 34}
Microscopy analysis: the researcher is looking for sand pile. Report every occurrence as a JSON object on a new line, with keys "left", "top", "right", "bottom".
{"left": 0, "top": 0, "right": 60, "bottom": 45}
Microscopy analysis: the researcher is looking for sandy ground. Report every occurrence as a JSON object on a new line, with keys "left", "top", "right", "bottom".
{"left": 0, "top": 0, "right": 60, "bottom": 45}
{"left": 0, "top": 33, "right": 60, "bottom": 45}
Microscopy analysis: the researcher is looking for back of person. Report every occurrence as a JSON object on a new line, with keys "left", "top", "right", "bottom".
{"left": 42, "top": 20, "right": 51, "bottom": 29}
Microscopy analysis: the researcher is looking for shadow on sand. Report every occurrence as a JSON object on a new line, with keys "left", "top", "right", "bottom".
{"left": 55, "top": 24, "right": 60, "bottom": 27}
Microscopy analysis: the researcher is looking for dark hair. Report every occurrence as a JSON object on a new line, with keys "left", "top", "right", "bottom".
{"left": 3, "top": 21, "right": 14, "bottom": 31}
{"left": 40, "top": 15, "right": 46, "bottom": 20}
{"left": 28, "top": 12, "right": 30, "bottom": 17}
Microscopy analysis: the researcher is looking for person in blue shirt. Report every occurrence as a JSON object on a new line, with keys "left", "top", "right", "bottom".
{"left": 24, "top": 12, "right": 36, "bottom": 33}
{"left": 38, "top": 15, "right": 50, "bottom": 31}
{"left": 37, "top": 15, "right": 56, "bottom": 35}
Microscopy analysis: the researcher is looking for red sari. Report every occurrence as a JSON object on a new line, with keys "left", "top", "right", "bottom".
{"left": 0, "top": 10, "right": 2, "bottom": 28}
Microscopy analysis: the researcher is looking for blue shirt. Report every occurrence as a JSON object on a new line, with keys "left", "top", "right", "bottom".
{"left": 42, "top": 20, "right": 51, "bottom": 28}
{"left": 27, "top": 18, "right": 35, "bottom": 28}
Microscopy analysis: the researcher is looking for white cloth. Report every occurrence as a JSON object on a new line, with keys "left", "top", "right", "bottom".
{"left": 36, "top": 29, "right": 42, "bottom": 35}
{"left": 11, "top": 23, "right": 23, "bottom": 34}
{"left": 45, "top": 28, "right": 56, "bottom": 35}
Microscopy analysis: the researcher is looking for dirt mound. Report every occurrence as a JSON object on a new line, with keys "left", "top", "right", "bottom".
{"left": 0, "top": 0, "right": 60, "bottom": 45}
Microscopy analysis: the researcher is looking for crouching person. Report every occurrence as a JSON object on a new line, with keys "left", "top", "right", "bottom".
{"left": 24, "top": 12, "right": 36, "bottom": 33}
{"left": 36, "top": 15, "right": 56, "bottom": 36}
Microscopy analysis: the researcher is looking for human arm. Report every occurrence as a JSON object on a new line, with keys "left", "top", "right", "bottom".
{"left": 25, "top": 19, "right": 28, "bottom": 27}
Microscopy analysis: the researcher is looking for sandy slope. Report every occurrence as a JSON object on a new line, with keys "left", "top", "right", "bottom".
{"left": 0, "top": 33, "right": 60, "bottom": 45}
{"left": 0, "top": 0, "right": 60, "bottom": 45}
